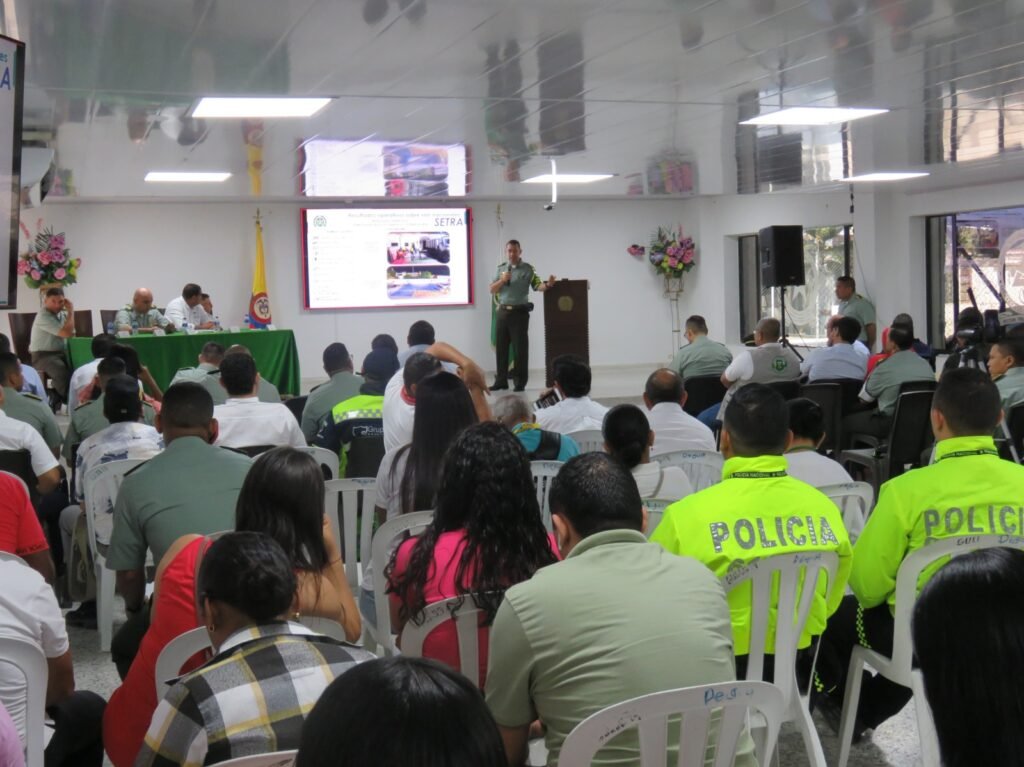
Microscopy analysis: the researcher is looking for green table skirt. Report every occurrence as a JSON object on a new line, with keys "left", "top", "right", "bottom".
{"left": 68, "top": 329, "right": 301, "bottom": 395}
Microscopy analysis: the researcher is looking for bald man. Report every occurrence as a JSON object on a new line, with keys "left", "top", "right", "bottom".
{"left": 114, "top": 288, "right": 173, "bottom": 333}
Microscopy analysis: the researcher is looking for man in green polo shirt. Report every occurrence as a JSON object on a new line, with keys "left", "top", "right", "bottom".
{"left": 670, "top": 314, "right": 733, "bottom": 378}
{"left": 106, "top": 382, "right": 251, "bottom": 677}
{"left": 486, "top": 452, "right": 752, "bottom": 767}
{"left": 835, "top": 275, "right": 876, "bottom": 350}
{"left": 812, "top": 368, "right": 1024, "bottom": 737}
{"left": 28, "top": 286, "right": 76, "bottom": 402}
{"left": 988, "top": 337, "right": 1024, "bottom": 411}
{"left": 114, "top": 287, "right": 173, "bottom": 333}
{"left": 489, "top": 239, "right": 555, "bottom": 392}
{"left": 0, "top": 352, "right": 61, "bottom": 453}
{"left": 301, "top": 342, "right": 363, "bottom": 442}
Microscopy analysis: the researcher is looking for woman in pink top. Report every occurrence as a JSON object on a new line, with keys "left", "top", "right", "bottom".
{"left": 387, "top": 422, "right": 559, "bottom": 686}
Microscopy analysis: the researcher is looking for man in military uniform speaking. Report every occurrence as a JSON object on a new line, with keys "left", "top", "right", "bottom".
{"left": 489, "top": 239, "right": 555, "bottom": 392}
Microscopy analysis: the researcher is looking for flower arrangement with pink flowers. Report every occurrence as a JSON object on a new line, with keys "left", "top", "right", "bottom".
{"left": 645, "top": 225, "right": 696, "bottom": 276}
{"left": 17, "top": 220, "right": 80, "bottom": 289}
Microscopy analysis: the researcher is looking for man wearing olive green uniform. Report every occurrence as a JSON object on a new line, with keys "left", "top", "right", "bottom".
{"left": 988, "top": 338, "right": 1024, "bottom": 412}
{"left": 0, "top": 353, "right": 61, "bottom": 453}
{"left": 651, "top": 384, "right": 852, "bottom": 666}
{"left": 835, "top": 275, "right": 876, "bottom": 350}
{"left": 813, "top": 368, "right": 1024, "bottom": 735}
{"left": 301, "top": 342, "right": 363, "bottom": 442}
{"left": 29, "top": 287, "right": 76, "bottom": 401}
{"left": 669, "top": 315, "right": 733, "bottom": 379}
{"left": 114, "top": 288, "right": 173, "bottom": 332}
{"left": 170, "top": 342, "right": 280, "bottom": 404}
{"left": 489, "top": 239, "right": 555, "bottom": 391}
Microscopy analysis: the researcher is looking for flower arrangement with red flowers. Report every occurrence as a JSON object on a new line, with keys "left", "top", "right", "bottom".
{"left": 17, "top": 220, "right": 81, "bottom": 288}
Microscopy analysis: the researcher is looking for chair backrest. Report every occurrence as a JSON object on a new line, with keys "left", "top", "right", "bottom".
{"left": 99, "top": 309, "right": 118, "bottom": 331}
{"left": 898, "top": 379, "right": 937, "bottom": 395}
{"left": 400, "top": 594, "right": 487, "bottom": 687}
{"left": 7, "top": 314, "right": 34, "bottom": 365}
{"left": 82, "top": 459, "right": 149, "bottom": 551}
{"left": 297, "top": 615, "right": 347, "bottom": 642}
{"left": 682, "top": 374, "right": 728, "bottom": 417}
{"left": 0, "top": 637, "right": 48, "bottom": 767}
{"left": 800, "top": 382, "right": 842, "bottom": 454}
{"left": 283, "top": 395, "right": 307, "bottom": 425}
{"left": 0, "top": 451, "right": 38, "bottom": 506}
{"left": 297, "top": 445, "right": 339, "bottom": 480}
{"left": 723, "top": 551, "right": 839, "bottom": 707}
{"left": 652, "top": 449, "right": 723, "bottom": 492}
{"left": 235, "top": 444, "right": 276, "bottom": 458}
{"left": 813, "top": 377, "right": 865, "bottom": 415}
{"left": 370, "top": 510, "right": 435, "bottom": 655}
{"left": 642, "top": 498, "right": 675, "bottom": 538}
{"left": 530, "top": 460, "right": 564, "bottom": 532}
{"left": 818, "top": 481, "right": 874, "bottom": 539}
{"left": 213, "top": 751, "right": 297, "bottom": 767}
{"left": 558, "top": 681, "right": 784, "bottom": 767}
{"left": 565, "top": 429, "right": 604, "bottom": 454}
{"left": 346, "top": 430, "right": 385, "bottom": 478}
{"left": 1006, "top": 403, "right": 1024, "bottom": 462}
{"left": 767, "top": 379, "right": 801, "bottom": 401}
{"left": 323, "top": 477, "right": 377, "bottom": 590}
{"left": 73, "top": 310, "right": 93, "bottom": 338}
{"left": 884, "top": 391, "right": 936, "bottom": 477}
{"left": 154, "top": 627, "right": 212, "bottom": 697}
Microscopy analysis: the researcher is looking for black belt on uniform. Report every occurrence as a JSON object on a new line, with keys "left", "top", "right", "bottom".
{"left": 499, "top": 304, "right": 527, "bottom": 311}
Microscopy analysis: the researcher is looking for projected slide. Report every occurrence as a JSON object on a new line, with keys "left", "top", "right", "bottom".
{"left": 303, "top": 208, "right": 472, "bottom": 310}
{"left": 0, "top": 35, "right": 24, "bottom": 308}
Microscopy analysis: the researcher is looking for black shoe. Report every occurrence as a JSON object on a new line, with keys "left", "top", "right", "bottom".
{"left": 513, "top": 386, "right": 526, "bottom": 392}
{"left": 811, "top": 690, "right": 868, "bottom": 744}
{"left": 491, "top": 381, "right": 509, "bottom": 391}
{"left": 66, "top": 600, "right": 98, "bottom": 629}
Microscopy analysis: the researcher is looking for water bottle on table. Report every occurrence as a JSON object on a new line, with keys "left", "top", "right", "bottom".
{"left": 131, "top": 319, "right": 139, "bottom": 336}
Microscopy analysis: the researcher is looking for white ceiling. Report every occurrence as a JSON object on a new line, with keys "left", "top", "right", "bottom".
{"left": 11, "top": 0, "right": 1024, "bottom": 200}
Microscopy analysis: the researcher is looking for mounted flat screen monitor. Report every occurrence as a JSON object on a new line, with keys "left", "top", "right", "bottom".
{"left": 0, "top": 35, "right": 24, "bottom": 308}
{"left": 301, "top": 138, "right": 468, "bottom": 198}
{"left": 302, "top": 207, "right": 473, "bottom": 310}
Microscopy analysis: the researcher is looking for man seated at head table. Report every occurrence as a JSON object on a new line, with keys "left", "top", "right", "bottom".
{"left": 114, "top": 288, "right": 174, "bottom": 333}
{"left": 164, "top": 283, "right": 214, "bottom": 329}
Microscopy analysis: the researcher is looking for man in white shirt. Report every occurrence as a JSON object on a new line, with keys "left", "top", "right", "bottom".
{"left": 67, "top": 333, "right": 117, "bottom": 414}
{"left": 0, "top": 387, "right": 60, "bottom": 494}
{"left": 213, "top": 354, "right": 305, "bottom": 449}
{"left": 164, "top": 283, "right": 214, "bottom": 329}
{"left": 535, "top": 354, "right": 609, "bottom": 434}
{"left": 0, "top": 333, "right": 45, "bottom": 397}
{"left": 800, "top": 316, "right": 867, "bottom": 383}
{"left": 642, "top": 368, "right": 716, "bottom": 454}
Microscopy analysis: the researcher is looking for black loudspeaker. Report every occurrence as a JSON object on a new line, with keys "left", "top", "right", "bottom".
{"left": 759, "top": 225, "right": 805, "bottom": 287}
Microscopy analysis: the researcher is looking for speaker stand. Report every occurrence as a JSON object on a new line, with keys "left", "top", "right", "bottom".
{"left": 778, "top": 286, "right": 804, "bottom": 363}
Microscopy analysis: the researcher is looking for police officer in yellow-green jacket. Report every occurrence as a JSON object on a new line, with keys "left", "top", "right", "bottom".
{"left": 812, "top": 367, "right": 1024, "bottom": 739}
{"left": 651, "top": 383, "right": 852, "bottom": 674}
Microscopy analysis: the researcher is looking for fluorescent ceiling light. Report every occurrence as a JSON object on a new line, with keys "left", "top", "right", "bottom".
{"left": 740, "top": 107, "right": 889, "bottom": 126}
{"left": 522, "top": 174, "right": 614, "bottom": 184}
{"left": 144, "top": 171, "right": 232, "bottom": 183}
{"left": 192, "top": 97, "right": 332, "bottom": 118}
{"left": 844, "top": 172, "right": 930, "bottom": 182}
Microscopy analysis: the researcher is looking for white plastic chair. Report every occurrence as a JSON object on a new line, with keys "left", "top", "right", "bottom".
{"left": 723, "top": 550, "right": 839, "bottom": 767}
{"left": 641, "top": 498, "right": 675, "bottom": 538}
{"left": 530, "top": 460, "right": 563, "bottom": 532}
{"left": 213, "top": 751, "right": 297, "bottom": 766}
{"left": 368, "top": 510, "right": 434, "bottom": 656}
{"left": 298, "top": 615, "right": 348, "bottom": 642}
{"left": 81, "top": 458, "right": 148, "bottom": 652}
{"left": 154, "top": 627, "right": 212, "bottom": 697}
{"left": 558, "top": 681, "right": 784, "bottom": 767}
{"left": 652, "top": 449, "right": 724, "bottom": 492}
{"left": 836, "top": 534, "right": 1024, "bottom": 767}
{"left": 323, "top": 478, "right": 377, "bottom": 591}
{"left": 818, "top": 482, "right": 874, "bottom": 542}
{"left": 0, "top": 637, "right": 47, "bottom": 767}
{"left": 400, "top": 594, "right": 487, "bottom": 687}
{"left": 565, "top": 429, "right": 604, "bottom": 454}
{"left": 297, "top": 445, "right": 339, "bottom": 480}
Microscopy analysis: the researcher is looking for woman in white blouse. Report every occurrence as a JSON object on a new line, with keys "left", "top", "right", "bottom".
{"left": 603, "top": 404, "right": 693, "bottom": 502}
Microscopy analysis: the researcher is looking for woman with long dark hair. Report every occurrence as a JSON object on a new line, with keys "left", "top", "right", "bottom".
{"left": 361, "top": 371, "right": 479, "bottom": 624}
{"left": 386, "top": 422, "right": 558, "bottom": 685}
{"left": 603, "top": 404, "right": 693, "bottom": 500}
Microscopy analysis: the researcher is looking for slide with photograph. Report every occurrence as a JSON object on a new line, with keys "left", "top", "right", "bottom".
{"left": 303, "top": 208, "right": 472, "bottom": 310}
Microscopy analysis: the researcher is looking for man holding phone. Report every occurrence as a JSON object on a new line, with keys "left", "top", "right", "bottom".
{"left": 489, "top": 239, "right": 555, "bottom": 392}
{"left": 29, "top": 286, "right": 75, "bottom": 403}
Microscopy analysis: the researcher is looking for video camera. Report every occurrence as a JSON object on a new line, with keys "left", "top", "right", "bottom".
{"left": 956, "top": 309, "right": 1024, "bottom": 344}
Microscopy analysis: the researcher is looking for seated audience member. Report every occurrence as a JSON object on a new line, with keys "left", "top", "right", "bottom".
{"left": 28, "top": 287, "right": 74, "bottom": 403}
{"left": 387, "top": 422, "right": 558, "bottom": 685}
{"left": 651, "top": 385, "right": 851, "bottom": 667}
{"left": 534, "top": 354, "right": 609, "bottom": 433}
{"left": 913, "top": 548, "right": 1024, "bottom": 767}
{"left": 296, "top": 657, "right": 507, "bottom": 767}
{"left": 0, "top": 472, "right": 55, "bottom": 583}
{"left": 104, "top": 447, "right": 361, "bottom": 766}
{"left": 843, "top": 325, "right": 934, "bottom": 442}
{"left": 0, "top": 352, "right": 61, "bottom": 453}
{"left": 224, "top": 344, "right": 281, "bottom": 402}
{"left": 0, "top": 332, "right": 45, "bottom": 397}
{"left": 988, "top": 337, "right": 1024, "bottom": 411}
{"left": 800, "top": 316, "right": 867, "bottom": 382}
{"left": 169, "top": 341, "right": 226, "bottom": 401}
{"left": 106, "top": 382, "right": 252, "bottom": 679}
{"left": 603, "top": 404, "right": 693, "bottom": 500}
{"left": 865, "top": 315, "right": 931, "bottom": 376}
{"left": 365, "top": 372, "right": 479, "bottom": 626}
{"left": 372, "top": 333, "right": 400, "bottom": 354}
{"left": 163, "top": 283, "right": 213, "bottom": 329}
{"left": 68, "top": 333, "right": 116, "bottom": 413}
{"left": 107, "top": 343, "right": 163, "bottom": 404}
{"left": 0, "top": 385, "right": 60, "bottom": 494}
{"left": 213, "top": 354, "right": 305, "bottom": 449}
{"left": 114, "top": 287, "right": 173, "bottom": 333}
{"left": 135, "top": 532, "right": 371, "bottom": 766}
{"left": 397, "top": 319, "right": 438, "bottom": 366}
{"left": 301, "top": 342, "right": 363, "bottom": 442}
{"left": 669, "top": 315, "right": 733, "bottom": 379}
{"left": 494, "top": 394, "right": 580, "bottom": 461}
{"left": 699, "top": 317, "right": 801, "bottom": 428}
{"left": 813, "top": 368, "right": 1024, "bottom": 737}
{"left": 0, "top": 553, "right": 105, "bottom": 767}
{"left": 486, "top": 452, "right": 753, "bottom": 766}
{"left": 642, "top": 368, "right": 715, "bottom": 454}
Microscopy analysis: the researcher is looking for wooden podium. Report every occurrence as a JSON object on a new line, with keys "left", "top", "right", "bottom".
{"left": 543, "top": 279, "right": 589, "bottom": 387}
